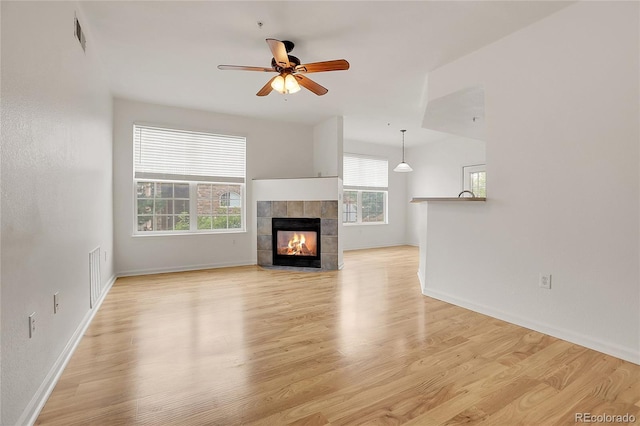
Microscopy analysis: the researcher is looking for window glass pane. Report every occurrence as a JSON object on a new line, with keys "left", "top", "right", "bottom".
{"left": 175, "top": 213, "right": 190, "bottom": 230}
{"left": 228, "top": 215, "right": 242, "bottom": 228}
{"left": 220, "top": 191, "right": 241, "bottom": 208}
{"left": 343, "top": 190, "right": 358, "bottom": 223}
{"left": 174, "top": 200, "right": 189, "bottom": 214}
{"left": 158, "top": 183, "right": 173, "bottom": 198}
{"left": 155, "top": 215, "right": 173, "bottom": 231}
{"left": 470, "top": 171, "right": 487, "bottom": 197}
{"left": 212, "top": 216, "right": 228, "bottom": 229}
{"left": 197, "top": 184, "right": 214, "bottom": 215}
{"left": 362, "top": 191, "right": 385, "bottom": 223}
{"left": 194, "top": 184, "right": 243, "bottom": 231}
{"left": 138, "top": 199, "right": 153, "bottom": 215}
{"left": 137, "top": 182, "right": 154, "bottom": 198}
{"left": 174, "top": 183, "right": 189, "bottom": 198}
{"left": 138, "top": 216, "right": 153, "bottom": 231}
{"left": 197, "top": 216, "right": 213, "bottom": 230}
{"left": 157, "top": 200, "right": 174, "bottom": 215}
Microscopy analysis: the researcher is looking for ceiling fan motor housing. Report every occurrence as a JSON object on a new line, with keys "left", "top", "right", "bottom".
{"left": 282, "top": 40, "right": 295, "bottom": 52}
{"left": 271, "top": 55, "right": 301, "bottom": 70}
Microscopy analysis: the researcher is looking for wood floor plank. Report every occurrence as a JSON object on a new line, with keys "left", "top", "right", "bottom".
{"left": 35, "top": 246, "right": 640, "bottom": 425}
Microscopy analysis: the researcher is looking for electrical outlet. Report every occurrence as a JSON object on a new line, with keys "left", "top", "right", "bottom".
{"left": 54, "top": 292, "right": 60, "bottom": 314}
{"left": 29, "top": 312, "right": 36, "bottom": 338}
{"left": 539, "top": 273, "right": 552, "bottom": 290}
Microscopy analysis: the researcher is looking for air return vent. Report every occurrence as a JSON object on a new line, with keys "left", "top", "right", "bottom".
{"left": 74, "top": 14, "right": 86, "bottom": 52}
{"left": 89, "top": 247, "right": 101, "bottom": 308}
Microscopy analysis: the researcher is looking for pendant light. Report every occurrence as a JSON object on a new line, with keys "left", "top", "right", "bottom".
{"left": 393, "top": 129, "right": 413, "bottom": 172}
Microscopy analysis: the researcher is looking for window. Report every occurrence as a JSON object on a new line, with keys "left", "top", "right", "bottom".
{"left": 134, "top": 125, "right": 246, "bottom": 234}
{"left": 343, "top": 154, "right": 388, "bottom": 224}
{"left": 137, "top": 182, "right": 190, "bottom": 232}
{"left": 462, "top": 164, "right": 486, "bottom": 197}
{"left": 197, "top": 185, "right": 242, "bottom": 230}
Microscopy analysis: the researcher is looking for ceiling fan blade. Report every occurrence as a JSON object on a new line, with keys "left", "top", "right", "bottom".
{"left": 218, "top": 65, "right": 275, "bottom": 72}
{"left": 295, "top": 59, "right": 350, "bottom": 74}
{"left": 294, "top": 75, "right": 328, "bottom": 96}
{"left": 257, "top": 76, "right": 277, "bottom": 97}
{"left": 266, "top": 38, "right": 291, "bottom": 68}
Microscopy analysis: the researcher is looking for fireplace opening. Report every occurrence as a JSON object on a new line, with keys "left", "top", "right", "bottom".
{"left": 277, "top": 231, "right": 318, "bottom": 256}
{"left": 272, "top": 217, "right": 321, "bottom": 268}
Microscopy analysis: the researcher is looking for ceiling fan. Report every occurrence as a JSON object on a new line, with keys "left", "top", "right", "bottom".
{"left": 217, "top": 38, "right": 350, "bottom": 96}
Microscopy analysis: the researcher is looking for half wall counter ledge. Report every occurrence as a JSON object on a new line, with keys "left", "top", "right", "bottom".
{"left": 411, "top": 197, "right": 486, "bottom": 203}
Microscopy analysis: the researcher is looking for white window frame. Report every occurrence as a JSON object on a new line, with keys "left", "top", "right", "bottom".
{"left": 343, "top": 189, "right": 388, "bottom": 225}
{"left": 343, "top": 153, "right": 389, "bottom": 225}
{"left": 462, "top": 164, "right": 486, "bottom": 198}
{"left": 132, "top": 124, "right": 246, "bottom": 235}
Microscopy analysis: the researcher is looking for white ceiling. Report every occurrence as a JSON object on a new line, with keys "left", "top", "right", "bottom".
{"left": 80, "top": 1, "right": 572, "bottom": 147}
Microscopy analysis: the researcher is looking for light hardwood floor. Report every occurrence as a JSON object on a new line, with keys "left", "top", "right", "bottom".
{"left": 37, "top": 246, "right": 640, "bottom": 425}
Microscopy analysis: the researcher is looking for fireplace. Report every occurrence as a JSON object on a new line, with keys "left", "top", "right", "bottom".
{"left": 272, "top": 217, "right": 321, "bottom": 268}
{"left": 256, "top": 199, "right": 338, "bottom": 270}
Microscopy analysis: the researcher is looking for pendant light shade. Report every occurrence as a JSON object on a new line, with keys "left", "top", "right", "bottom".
{"left": 393, "top": 129, "right": 413, "bottom": 173}
{"left": 393, "top": 162, "right": 413, "bottom": 172}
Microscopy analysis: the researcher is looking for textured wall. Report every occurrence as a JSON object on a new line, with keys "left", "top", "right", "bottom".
{"left": 1, "top": 2, "right": 114, "bottom": 424}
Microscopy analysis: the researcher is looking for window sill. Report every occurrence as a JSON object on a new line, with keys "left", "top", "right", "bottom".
{"left": 343, "top": 222, "right": 388, "bottom": 227}
{"left": 132, "top": 229, "right": 247, "bottom": 237}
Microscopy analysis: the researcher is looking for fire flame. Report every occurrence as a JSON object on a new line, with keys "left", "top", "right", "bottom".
{"left": 287, "top": 232, "right": 306, "bottom": 255}
{"left": 277, "top": 231, "right": 317, "bottom": 256}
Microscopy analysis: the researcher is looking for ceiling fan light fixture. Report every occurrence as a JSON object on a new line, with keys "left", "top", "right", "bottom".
{"left": 394, "top": 129, "right": 413, "bottom": 173}
{"left": 284, "top": 73, "right": 301, "bottom": 94}
{"left": 271, "top": 75, "right": 285, "bottom": 93}
{"left": 270, "top": 73, "right": 301, "bottom": 94}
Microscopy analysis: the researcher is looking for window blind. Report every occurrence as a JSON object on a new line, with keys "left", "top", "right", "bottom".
{"left": 134, "top": 125, "right": 246, "bottom": 183}
{"left": 343, "top": 153, "right": 388, "bottom": 190}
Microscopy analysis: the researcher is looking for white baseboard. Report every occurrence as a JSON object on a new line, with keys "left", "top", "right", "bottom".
{"left": 118, "top": 260, "right": 256, "bottom": 277}
{"left": 342, "top": 242, "right": 410, "bottom": 251}
{"left": 421, "top": 287, "right": 639, "bottom": 365}
{"left": 20, "top": 274, "right": 117, "bottom": 426}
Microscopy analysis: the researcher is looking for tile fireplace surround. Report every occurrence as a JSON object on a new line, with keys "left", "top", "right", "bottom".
{"left": 257, "top": 200, "right": 339, "bottom": 270}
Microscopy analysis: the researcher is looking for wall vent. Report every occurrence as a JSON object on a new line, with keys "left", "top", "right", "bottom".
{"left": 89, "top": 247, "right": 101, "bottom": 308}
{"left": 74, "top": 14, "right": 86, "bottom": 52}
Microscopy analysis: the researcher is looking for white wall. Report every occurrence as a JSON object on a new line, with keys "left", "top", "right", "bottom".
{"left": 313, "top": 116, "right": 343, "bottom": 178}
{"left": 342, "top": 139, "right": 408, "bottom": 250}
{"left": 113, "top": 98, "right": 315, "bottom": 275}
{"left": 1, "top": 2, "right": 114, "bottom": 424}
{"left": 419, "top": 1, "right": 639, "bottom": 363}
{"left": 1, "top": 3, "right": 4, "bottom": 421}
{"left": 406, "top": 136, "right": 486, "bottom": 246}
